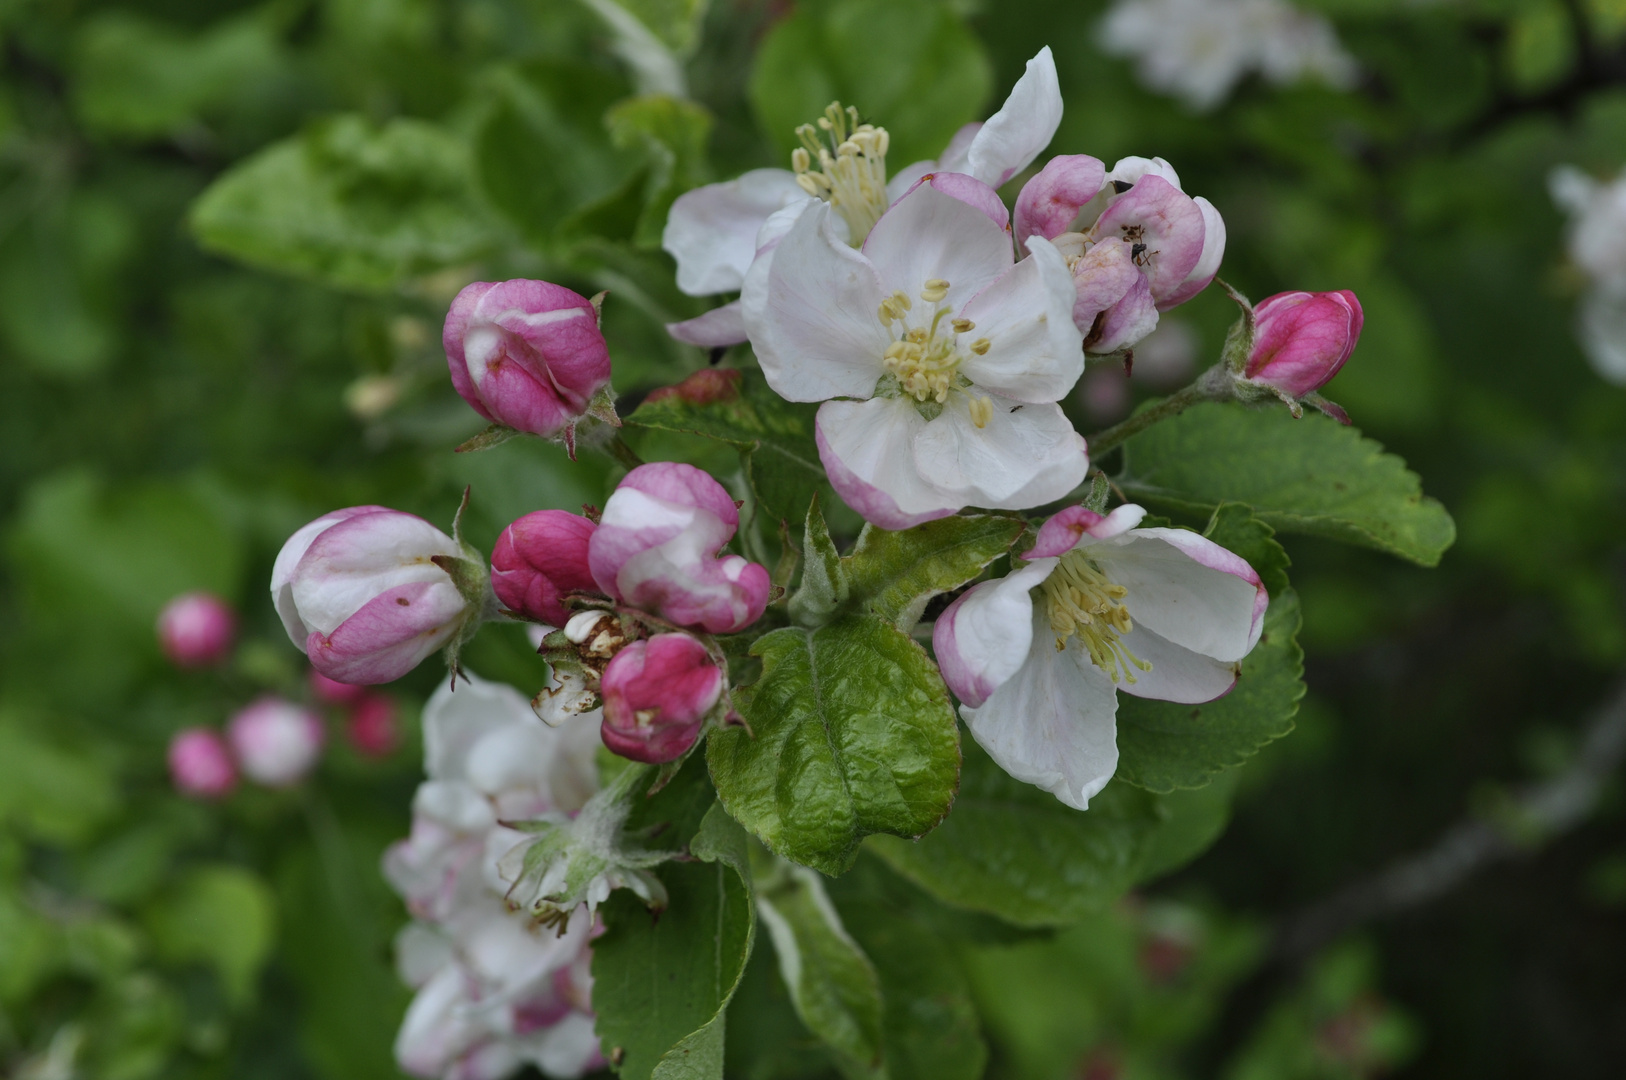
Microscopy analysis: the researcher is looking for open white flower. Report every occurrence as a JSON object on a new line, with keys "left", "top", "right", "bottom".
{"left": 933, "top": 504, "right": 1267, "bottom": 808}
{"left": 1551, "top": 164, "right": 1626, "bottom": 383}
{"left": 661, "top": 47, "right": 1063, "bottom": 346}
{"left": 741, "top": 172, "right": 1087, "bottom": 528}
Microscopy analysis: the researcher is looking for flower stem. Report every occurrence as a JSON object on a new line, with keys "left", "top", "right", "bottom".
{"left": 607, "top": 433, "right": 645, "bottom": 471}
{"left": 1086, "top": 364, "right": 1233, "bottom": 457}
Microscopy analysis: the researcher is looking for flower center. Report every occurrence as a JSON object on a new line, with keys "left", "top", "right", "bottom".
{"left": 874, "top": 280, "right": 996, "bottom": 426}
{"left": 1041, "top": 549, "right": 1152, "bottom": 684}
{"left": 792, "top": 102, "right": 891, "bottom": 246}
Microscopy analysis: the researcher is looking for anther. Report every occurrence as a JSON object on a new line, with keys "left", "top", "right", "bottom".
{"left": 951, "top": 318, "right": 974, "bottom": 334}
{"left": 920, "top": 278, "right": 950, "bottom": 304}
{"left": 792, "top": 147, "right": 810, "bottom": 173}
{"left": 968, "top": 396, "right": 994, "bottom": 429}
{"left": 970, "top": 338, "right": 991, "bottom": 355}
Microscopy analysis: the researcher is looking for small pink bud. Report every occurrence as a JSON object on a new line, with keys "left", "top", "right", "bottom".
{"left": 644, "top": 367, "right": 742, "bottom": 406}
{"left": 490, "top": 510, "right": 602, "bottom": 626}
{"left": 156, "top": 592, "right": 236, "bottom": 668}
{"left": 1244, "top": 290, "right": 1364, "bottom": 399}
{"left": 168, "top": 728, "right": 236, "bottom": 798}
{"left": 346, "top": 693, "right": 400, "bottom": 758}
{"left": 228, "top": 696, "right": 325, "bottom": 787}
{"left": 309, "top": 668, "right": 368, "bottom": 706}
{"left": 600, "top": 634, "right": 722, "bottom": 763}
{"left": 444, "top": 279, "right": 612, "bottom": 438}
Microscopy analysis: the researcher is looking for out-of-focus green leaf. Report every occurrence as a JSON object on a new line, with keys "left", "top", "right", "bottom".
{"left": 144, "top": 865, "right": 275, "bottom": 1007}
{"left": 710, "top": 615, "right": 960, "bottom": 876}
{"left": 607, "top": 94, "right": 714, "bottom": 247}
{"left": 0, "top": 711, "right": 119, "bottom": 845}
{"left": 842, "top": 515, "right": 1024, "bottom": 631}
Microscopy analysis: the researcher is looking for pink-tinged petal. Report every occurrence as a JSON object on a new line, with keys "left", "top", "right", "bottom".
{"left": 666, "top": 301, "right": 748, "bottom": 347}
{"left": 863, "top": 178, "right": 1013, "bottom": 313}
{"left": 912, "top": 397, "right": 1089, "bottom": 512}
{"left": 618, "top": 461, "right": 741, "bottom": 532}
{"left": 271, "top": 506, "right": 390, "bottom": 642}
{"left": 1244, "top": 290, "right": 1363, "bottom": 397}
{"left": 156, "top": 591, "right": 236, "bottom": 668}
{"left": 1105, "top": 156, "right": 1182, "bottom": 190}
{"left": 962, "top": 46, "right": 1064, "bottom": 188}
{"left": 932, "top": 122, "right": 983, "bottom": 175}
{"left": 1015, "top": 155, "right": 1107, "bottom": 247}
{"left": 903, "top": 171, "right": 1012, "bottom": 231}
{"left": 600, "top": 634, "right": 722, "bottom": 763}
{"left": 1069, "top": 239, "right": 1142, "bottom": 336}
{"left": 1088, "top": 271, "right": 1160, "bottom": 354}
{"left": 1093, "top": 175, "right": 1206, "bottom": 302}
{"left": 885, "top": 158, "right": 936, "bottom": 203}
{"left": 1094, "top": 527, "right": 1267, "bottom": 662}
{"left": 740, "top": 202, "right": 890, "bottom": 402}
{"left": 662, "top": 168, "right": 809, "bottom": 295}
{"left": 227, "top": 697, "right": 325, "bottom": 787}
{"left": 168, "top": 728, "right": 237, "bottom": 798}
{"left": 1158, "top": 196, "right": 1226, "bottom": 310}
{"left": 306, "top": 579, "right": 468, "bottom": 684}
{"left": 310, "top": 668, "right": 368, "bottom": 705}
{"left": 291, "top": 510, "right": 462, "bottom": 635}
{"left": 957, "top": 235, "right": 1084, "bottom": 402}
{"left": 816, "top": 398, "right": 957, "bottom": 530}
{"left": 491, "top": 510, "right": 600, "bottom": 626}
{"left": 932, "top": 560, "right": 1053, "bottom": 708}
{"left": 1030, "top": 503, "right": 1149, "bottom": 558}
{"left": 963, "top": 605, "right": 1120, "bottom": 810}
{"left": 1113, "top": 623, "right": 1239, "bottom": 704}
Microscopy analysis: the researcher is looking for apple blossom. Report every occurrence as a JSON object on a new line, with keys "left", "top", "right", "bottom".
{"left": 444, "top": 279, "right": 613, "bottom": 441}
{"left": 1550, "top": 165, "right": 1626, "bottom": 382}
{"left": 272, "top": 506, "right": 485, "bottom": 685}
{"left": 933, "top": 504, "right": 1266, "bottom": 809}
{"left": 741, "top": 174, "right": 1088, "bottom": 528}
{"left": 661, "top": 47, "right": 1063, "bottom": 345}
{"left": 490, "top": 510, "right": 601, "bottom": 627}
{"left": 1243, "top": 289, "right": 1364, "bottom": 399}
{"left": 167, "top": 727, "right": 237, "bottom": 798}
{"left": 227, "top": 696, "right": 326, "bottom": 788}
{"left": 156, "top": 591, "right": 236, "bottom": 668}
{"left": 599, "top": 634, "right": 723, "bottom": 763}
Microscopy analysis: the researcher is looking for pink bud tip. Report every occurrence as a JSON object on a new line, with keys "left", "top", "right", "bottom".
{"left": 227, "top": 696, "right": 326, "bottom": 788}
{"left": 346, "top": 693, "right": 400, "bottom": 759}
{"left": 491, "top": 510, "right": 602, "bottom": 626}
{"left": 600, "top": 634, "right": 723, "bottom": 763}
{"left": 168, "top": 727, "right": 237, "bottom": 798}
{"left": 156, "top": 592, "right": 236, "bottom": 668}
{"left": 444, "top": 279, "right": 612, "bottom": 438}
{"left": 309, "top": 668, "right": 368, "bottom": 705}
{"left": 645, "top": 367, "right": 742, "bottom": 406}
{"left": 1244, "top": 290, "right": 1364, "bottom": 399}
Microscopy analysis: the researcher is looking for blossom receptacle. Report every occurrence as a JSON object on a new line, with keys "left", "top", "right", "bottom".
{"left": 599, "top": 634, "right": 723, "bottom": 763}
{"left": 168, "top": 727, "right": 237, "bottom": 799}
{"left": 1243, "top": 289, "right": 1364, "bottom": 399}
{"left": 227, "top": 696, "right": 326, "bottom": 788}
{"left": 156, "top": 591, "right": 236, "bottom": 668}
{"left": 588, "top": 463, "right": 771, "bottom": 634}
{"left": 347, "top": 693, "right": 401, "bottom": 759}
{"left": 444, "top": 279, "right": 612, "bottom": 439}
{"left": 272, "top": 506, "right": 484, "bottom": 685}
{"left": 491, "top": 510, "right": 602, "bottom": 626}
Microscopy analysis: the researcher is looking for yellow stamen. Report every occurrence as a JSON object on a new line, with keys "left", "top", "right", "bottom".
{"left": 968, "top": 396, "right": 994, "bottom": 429}
{"left": 789, "top": 101, "right": 892, "bottom": 245}
{"left": 1040, "top": 550, "right": 1153, "bottom": 684}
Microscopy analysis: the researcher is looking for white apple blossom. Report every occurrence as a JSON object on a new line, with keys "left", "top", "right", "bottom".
{"left": 661, "top": 47, "right": 1063, "bottom": 346}
{"left": 933, "top": 504, "right": 1267, "bottom": 809}
{"left": 1551, "top": 164, "right": 1626, "bottom": 383}
{"left": 741, "top": 172, "right": 1087, "bottom": 528}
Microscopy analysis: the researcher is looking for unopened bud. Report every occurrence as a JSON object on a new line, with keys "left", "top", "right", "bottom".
{"left": 491, "top": 510, "right": 601, "bottom": 626}
{"left": 600, "top": 634, "right": 722, "bottom": 763}
{"left": 156, "top": 592, "right": 236, "bottom": 668}
{"left": 168, "top": 728, "right": 236, "bottom": 798}
{"left": 1243, "top": 290, "right": 1363, "bottom": 399}
{"left": 228, "top": 697, "right": 325, "bottom": 787}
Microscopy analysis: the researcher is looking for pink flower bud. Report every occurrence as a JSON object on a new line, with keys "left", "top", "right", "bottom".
{"left": 227, "top": 696, "right": 325, "bottom": 787}
{"left": 346, "top": 693, "right": 400, "bottom": 758}
{"left": 167, "top": 727, "right": 236, "bottom": 798}
{"left": 271, "top": 507, "right": 476, "bottom": 685}
{"left": 309, "top": 668, "right": 368, "bottom": 706}
{"left": 444, "top": 279, "right": 612, "bottom": 437}
{"left": 1244, "top": 290, "right": 1364, "bottom": 398}
{"left": 490, "top": 510, "right": 602, "bottom": 626}
{"left": 599, "top": 634, "right": 722, "bottom": 763}
{"left": 156, "top": 591, "right": 236, "bottom": 668}
{"left": 588, "top": 463, "right": 771, "bottom": 635}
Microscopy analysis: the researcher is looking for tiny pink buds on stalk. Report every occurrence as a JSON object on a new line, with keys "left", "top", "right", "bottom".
{"left": 599, "top": 634, "right": 723, "bottom": 763}
{"left": 168, "top": 728, "right": 236, "bottom": 798}
{"left": 271, "top": 505, "right": 490, "bottom": 685}
{"left": 227, "top": 697, "right": 325, "bottom": 787}
{"left": 156, "top": 591, "right": 235, "bottom": 668}
{"left": 1226, "top": 287, "right": 1363, "bottom": 422}
{"left": 444, "top": 279, "right": 616, "bottom": 452}
{"left": 490, "top": 510, "right": 600, "bottom": 626}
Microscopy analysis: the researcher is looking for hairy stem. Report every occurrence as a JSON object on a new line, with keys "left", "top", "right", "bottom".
{"left": 606, "top": 433, "right": 645, "bottom": 471}
{"left": 1085, "top": 364, "right": 1233, "bottom": 457}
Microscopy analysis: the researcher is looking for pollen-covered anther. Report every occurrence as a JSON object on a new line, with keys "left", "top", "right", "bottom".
{"left": 920, "top": 278, "right": 951, "bottom": 304}
{"left": 790, "top": 101, "right": 892, "bottom": 244}
{"left": 952, "top": 318, "right": 975, "bottom": 334}
{"left": 968, "top": 396, "right": 995, "bottom": 429}
{"left": 1041, "top": 550, "right": 1152, "bottom": 684}
{"left": 970, "top": 338, "right": 991, "bottom": 356}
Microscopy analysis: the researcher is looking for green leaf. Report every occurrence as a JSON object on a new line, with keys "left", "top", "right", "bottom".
{"left": 593, "top": 0, "right": 711, "bottom": 53}
{"left": 789, "top": 496, "right": 849, "bottom": 628}
{"left": 595, "top": 803, "right": 756, "bottom": 1080}
{"left": 607, "top": 94, "right": 714, "bottom": 248}
{"left": 843, "top": 515, "right": 1024, "bottom": 631}
{"left": 1118, "top": 402, "right": 1456, "bottom": 566}
{"left": 0, "top": 710, "right": 119, "bottom": 846}
{"left": 189, "top": 114, "right": 500, "bottom": 292}
{"left": 709, "top": 615, "right": 960, "bottom": 875}
{"left": 748, "top": 0, "right": 993, "bottom": 169}
{"left": 1133, "top": 770, "right": 1241, "bottom": 883}
{"left": 625, "top": 369, "right": 826, "bottom": 527}
{"left": 1114, "top": 505, "right": 1305, "bottom": 792}
{"left": 143, "top": 865, "right": 275, "bottom": 1006}
{"left": 866, "top": 741, "right": 1163, "bottom": 928}
{"left": 756, "top": 859, "right": 885, "bottom": 1078}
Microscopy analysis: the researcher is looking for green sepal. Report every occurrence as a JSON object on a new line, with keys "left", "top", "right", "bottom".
{"left": 454, "top": 423, "right": 521, "bottom": 454}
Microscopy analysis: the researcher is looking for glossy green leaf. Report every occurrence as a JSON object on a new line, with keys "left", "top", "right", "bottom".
{"left": 709, "top": 615, "right": 960, "bottom": 875}
{"left": 842, "top": 515, "right": 1024, "bottom": 630}
{"left": 190, "top": 115, "right": 500, "bottom": 292}
{"left": 1119, "top": 403, "right": 1456, "bottom": 566}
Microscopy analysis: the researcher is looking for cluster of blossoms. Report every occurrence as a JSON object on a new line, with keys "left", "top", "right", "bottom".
{"left": 1550, "top": 164, "right": 1626, "bottom": 383}
{"left": 1098, "top": 0, "right": 1358, "bottom": 111}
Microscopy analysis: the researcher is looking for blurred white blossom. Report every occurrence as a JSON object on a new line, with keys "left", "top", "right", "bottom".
{"left": 1551, "top": 165, "right": 1626, "bottom": 383}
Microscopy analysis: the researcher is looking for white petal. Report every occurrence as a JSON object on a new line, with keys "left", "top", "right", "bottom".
{"left": 1112, "top": 622, "right": 1239, "bottom": 704}
{"left": 421, "top": 672, "right": 534, "bottom": 782}
{"left": 958, "top": 235, "right": 1083, "bottom": 402}
{"left": 1105, "top": 155, "right": 1182, "bottom": 190}
{"left": 932, "top": 122, "right": 982, "bottom": 174}
{"left": 662, "top": 169, "right": 808, "bottom": 295}
{"left": 964, "top": 605, "right": 1120, "bottom": 810}
{"left": 1158, "top": 196, "right": 1227, "bottom": 311}
{"left": 1550, "top": 165, "right": 1598, "bottom": 216}
{"left": 1094, "top": 528, "right": 1264, "bottom": 662}
{"left": 666, "top": 301, "right": 747, "bottom": 347}
{"left": 741, "top": 202, "right": 890, "bottom": 402}
{"left": 817, "top": 397, "right": 958, "bottom": 527}
{"left": 885, "top": 158, "right": 936, "bottom": 203}
{"left": 933, "top": 560, "right": 1054, "bottom": 707}
{"left": 862, "top": 181, "right": 1012, "bottom": 313}
{"left": 914, "top": 397, "right": 1089, "bottom": 511}
{"left": 964, "top": 47, "right": 1064, "bottom": 189}
{"left": 1579, "top": 285, "right": 1626, "bottom": 384}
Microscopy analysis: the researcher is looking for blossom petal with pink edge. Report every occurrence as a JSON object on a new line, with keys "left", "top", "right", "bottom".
{"left": 600, "top": 634, "right": 722, "bottom": 763}
{"left": 1090, "top": 527, "right": 1267, "bottom": 661}
{"left": 1088, "top": 271, "right": 1160, "bottom": 353}
{"left": 862, "top": 178, "right": 1013, "bottom": 315}
{"left": 957, "top": 235, "right": 1084, "bottom": 402}
{"left": 1158, "top": 196, "right": 1226, "bottom": 310}
{"left": 271, "top": 505, "right": 389, "bottom": 641}
{"left": 1015, "top": 154, "right": 1107, "bottom": 247}
{"left": 1030, "top": 503, "right": 1149, "bottom": 557}
{"left": 1112, "top": 623, "right": 1240, "bottom": 704}
{"left": 815, "top": 398, "right": 958, "bottom": 530}
{"left": 662, "top": 167, "right": 808, "bottom": 295}
{"left": 1105, "top": 156, "right": 1182, "bottom": 189}
{"left": 306, "top": 578, "right": 469, "bottom": 684}
{"left": 491, "top": 510, "right": 600, "bottom": 626}
{"left": 911, "top": 396, "right": 1089, "bottom": 512}
{"left": 959, "top": 46, "right": 1063, "bottom": 189}
{"left": 289, "top": 510, "right": 463, "bottom": 636}
{"left": 1244, "top": 290, "right": 1364, "bottom": 398}
{"left": 932, "top": 560, "right": 1053, "bottom": 708}
{"left": 665, "top": 301, "right": 748, "bottom": 347}
{"left": 1093, "top": 174, "right": 1206, "bottom": 300}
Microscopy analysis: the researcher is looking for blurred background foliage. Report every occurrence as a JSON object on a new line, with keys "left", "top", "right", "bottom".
{"left": 1, "top": 0, "right": 1625, "bottom": 1077}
